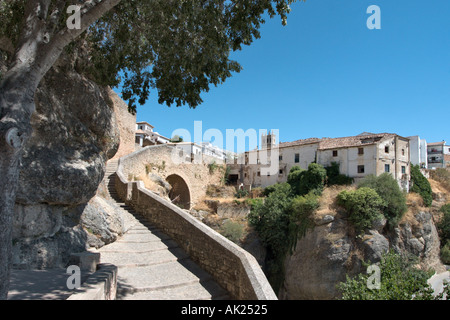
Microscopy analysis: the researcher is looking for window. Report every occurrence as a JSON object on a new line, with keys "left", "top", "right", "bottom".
{"left": 279, "top": 169, "right": 283, "bottom": 175}
{"left": 402, "top": 166, "right": 406, "bottom": 174}
{"left": 385, "top": 164, "right": 390, "bottom": 173}
{"left": 257, "top": 171, "right": 261, "bottom": 177}
{"left": 402, "top": 149, "right": 405, "bottom": 156}
{"left": 358, "top": 148, "right": 364, "bottom": 155}
{"left": 295, "top": 153, "right": 299, "bottom": 163}
{"left": 357, "top": 165, "right": 365, "bottom": 173}
{"left": 385, "top": 146, "right": 389, "bottom": 153}
{"left": 333, "top": 150, "right": 338, "bottom": 157}
{"left": 279, "top": 155, "right": 283, "bottom": 161}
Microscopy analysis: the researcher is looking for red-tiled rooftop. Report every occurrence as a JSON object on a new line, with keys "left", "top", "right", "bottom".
{"left": 279, "top": 133, "right": 398, "bottom": 150}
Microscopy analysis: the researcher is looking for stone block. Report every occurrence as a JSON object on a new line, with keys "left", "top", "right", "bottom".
{"left": 69, "top": 251, "right": 100, "bottom": 272}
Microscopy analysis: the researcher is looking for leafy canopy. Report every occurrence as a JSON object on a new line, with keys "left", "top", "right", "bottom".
{"left": 0, "top": 0, "right": 299, "bottom": 113}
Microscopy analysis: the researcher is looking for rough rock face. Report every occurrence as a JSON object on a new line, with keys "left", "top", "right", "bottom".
{"left": 16, "top": 67, "right": 119, "bottom": 206}
{"left": 11, "top": 60, "right": 126, "bottom": 269}
{"left": 280, "top": 209, "right": 445, "bottom": 300}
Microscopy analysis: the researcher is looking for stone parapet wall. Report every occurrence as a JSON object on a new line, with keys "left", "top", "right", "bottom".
{"left": 115, "top": 159, "right": 277, "bottom": 300}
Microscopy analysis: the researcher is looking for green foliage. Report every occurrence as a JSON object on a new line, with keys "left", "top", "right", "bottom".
{"left": 287, "top": 163, "right": 327, "bottom": 196}
{"left": 289, "top": 192, "right": 319, "bottom": 247}
{"left": 1, "top": 1, "right": 296, "bottom": 112}
{"left": 337, "top": 188, "right": 386, "bottom": 234}
{"left": 357, "top": 173, "right": 407, "bottom": 228}
{"left": 325, "top": 162, "right": 354, "bottom": 186}
{"left": 220, "top": 219, "right": 244, "bottom": 243}
{"left": 441, "top": 241, "right": 450, "bottom": 265}
{"left": 248, "top": 183, "right": 293, "bottom": 258}
{"left": 438, "top": 204, "right": 450, "bottom": 264}
{"left": 170, "top": 135, "right": 183, "bottom": 143}
{"left": 338, "top": 250, "right": 447, "bottom": 300}
{"left": 235, "top": 188, "right": 249, "bottom": 199}
{"left": 410, "top": 165, "right": 433, "bottom": 207}
{"left": 245, "top": 197, "right": 264, "bottom": 209}
{"left": 248, "top": 182, "right": 320, "bottom": 292}
{"left": 222, "top": 166, "right": 231, "bottom": 185}
{"left": 208, "top": 161, "right": 219, "bottom": 174}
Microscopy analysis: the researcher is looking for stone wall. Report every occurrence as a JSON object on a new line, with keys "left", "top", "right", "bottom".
{"left": 115, "top": 162, "right": 276, "bottom": 300}
{"left": 108, "top": 88, "right": 136, "bottom": 160}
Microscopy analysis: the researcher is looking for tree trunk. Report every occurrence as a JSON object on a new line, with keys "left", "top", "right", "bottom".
{"left": 0, "top": 0, "right": 122, "bottom": 300}
{"left": 0, "top": 79, "right": 34, "bottom": 299}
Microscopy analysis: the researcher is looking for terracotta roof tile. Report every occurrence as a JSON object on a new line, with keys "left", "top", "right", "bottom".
{"left": 278, "top": 133, "right": 398, "bottom": 150}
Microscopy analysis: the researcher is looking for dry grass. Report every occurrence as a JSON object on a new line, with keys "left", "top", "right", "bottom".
{"left": 429, "top": 178, "right": 447, "bottom": 194}
{"left": 316, "top": 185, "right": 355, "bottom": 217}
{"left": 399, "top": 192, "right": 427, "bottom": 227}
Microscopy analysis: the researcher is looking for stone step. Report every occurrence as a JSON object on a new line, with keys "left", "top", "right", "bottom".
{"left": 99, "top": 247, "right": 189, "bottom": 268}
{"left": 98, "top": 239, "right": 179, "bottom": 253}
{"left": 118, "top": 280, "right": 230, "bottom": 300}
{"left": 115, "top": 260, "right": 215, "bottom": 294}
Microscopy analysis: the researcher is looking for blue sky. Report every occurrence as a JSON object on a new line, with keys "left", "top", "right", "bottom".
{"left": 117, "top": 0, "right": 450, "bottom": 152}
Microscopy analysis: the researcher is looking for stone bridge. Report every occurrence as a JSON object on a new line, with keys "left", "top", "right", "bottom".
{"left": 118, "top": 144, "right": 225, "bottom": 209}
{"left": 114, "top": 148, "right": 277, "bottom": 300}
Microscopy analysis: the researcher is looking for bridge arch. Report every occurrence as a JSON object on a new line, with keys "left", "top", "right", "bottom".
{"left": 166, "top": 174, "right": 191, "bottom": 209}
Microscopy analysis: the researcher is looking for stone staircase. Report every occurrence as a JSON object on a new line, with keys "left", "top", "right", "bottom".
{"left": 99, "top": 159, "right": 229, "bottom": 300}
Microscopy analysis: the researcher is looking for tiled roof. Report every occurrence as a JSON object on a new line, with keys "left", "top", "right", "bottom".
{"left": 279, "top": 138, "right": 322, "bottom": 148}
{"left": 317, "top": 133, "right": 396, "bottom": 150}
{"left": 279, "top": 133, "right": 397, "bottom": 150}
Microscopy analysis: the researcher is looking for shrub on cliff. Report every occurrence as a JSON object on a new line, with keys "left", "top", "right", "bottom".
{"left": 325, "top": 162, "right": 354, "bottom": 186}
{"left": 438, "top": 204, "right": 450, "bottom": 264}
{"left": 357, "top": 173, "right": 407, "bottom": 228}
{"left": 338, "top": 250, "right": 445, "bottom": 300}
{"left": 410, "top": 165, "right": 433, "bottom": 207}
{"left": 287, "top": 163, "right": 327, "bottom": 196}
{"left": 337, "top": 187, "right": 386, "bottom": 233}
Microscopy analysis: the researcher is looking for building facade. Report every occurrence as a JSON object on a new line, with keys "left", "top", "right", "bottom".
{"left": 135, "top": 121, "right": 170, "bottom": 147}
{"left": 228, "top": 132, "right": 411, "bottom": 191}
{"left": 427, "top": 141, "right": 449, "bottom": 169}
{"left": 408, "top": 136, "right": 428, "bottom": 169}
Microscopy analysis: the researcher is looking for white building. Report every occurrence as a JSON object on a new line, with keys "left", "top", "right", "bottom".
{"left": 228, "top": 132, "right": 411, "bottom": 191}
{"left": 408, "top": 136, "right": 428, "bottom": 168}
{"left": 135, "top": 121, "right": 170, "bottom": 147}
{"left": 427, "top": 141, "right": 447, "bottom": 169}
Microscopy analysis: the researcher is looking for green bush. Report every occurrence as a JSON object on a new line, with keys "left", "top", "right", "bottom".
{"left": 438, "top": 204, "right": 450, "bottom": 241}
{"left": 289, "top": 192, "right": 320, "bottom": 245}
{"left": 337, "top": 187, "right": 386, "bottom": 233}
{"left": 235, "top": 188, "right": 249, "bottom": 199}
{"left": 325, "top": 162, "right": 354, "bottom": 186}
{"left": 357, "top": 173, "right": 407, "bottom": 228}
{"left": 438, "top": 204, "right": 450, "bottom": 264}
{"left": 410, "top": 165, "right": 433, "bottom": 207}
{"left": 287, "top": 163, "right": 327, "bottom": 196}
{"left": 221, "top": 220, "right": 244, "bottom": 243}
{"left": 441, "top": 241, "right": 450, "bottom": 265}
{"left": 248, "top": 183, "right": 293, "bottom": 258}
{"left": 338, "top": 250, "right": 445, "bottom": 300}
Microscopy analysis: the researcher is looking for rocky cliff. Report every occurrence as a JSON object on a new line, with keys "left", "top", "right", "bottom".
{"left": 10, "top": 56, "right": 135, "bottom": 269}
{"left": 279, "top": 188, "right": 446, "bottom": 300}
